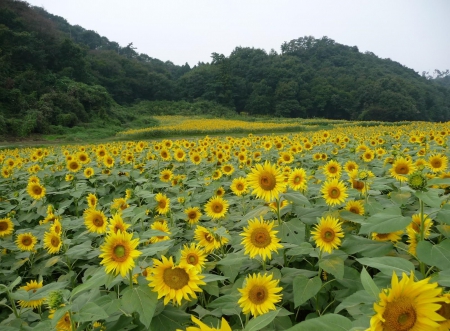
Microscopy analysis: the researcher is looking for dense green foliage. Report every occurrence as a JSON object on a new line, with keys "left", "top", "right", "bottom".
{"left": 1, "top": 0, "right": 450, "bottom": 138}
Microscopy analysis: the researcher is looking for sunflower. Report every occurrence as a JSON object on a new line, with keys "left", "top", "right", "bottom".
{"left": 238, "top": 273, "right": 282, "bottom": 317}
{"left": 190, "top": 152, "right": 202, "bottom": 165}
{"left": 99, "top": 230, "right": 142, "bottom": 277}
{"left": 247, "top": 161, "right": 286, "bottom": 202}
{"left": 204, "top": 196, "right": 229, "bottom": 220}
{"left": 221, "top": 163, "right": 235, "bottom": 176}
{"left": 288, "top": 168, "right": 308, "bottom": 191}
{"left": 180, "top": 243, "right": 207, "bottom": 272}
{"left": 371, "top": 231, "right": 403, "bottom": 243}
{"left": 147, "top": 255, "right": 205, "bottom": 305}
{"left": 362, "top": 149, "right": 375, "bottom": 162}
{"left": 436, "top": 293, "right": 450, "bottom": 331}
{"left": 321, "top": 178, "right": 348, "bottom": 206}
{"left": 240, "top": 217, "right": 283, "bottom": 261}
{"left": 86, "top": 193, "right": 98, "bottom": 209}
{"left": 154, "top": 192, "right": 170, "bottom": 215}
{"left": 311, "top": 216, "right": 344, "bottom": 254}
{"left": 344, "top": 200, "right": 365, "bottom": 216}
{"left": 43, "top": 231, "right": 62, "bottom": 254}
{"left": 18, "top": 280, "right": 44, "bottom": 309}
{"left": 50, "top": 218, "right": 62, "bottom": 236}
{"left": 149, "top": 220, "right": 171, "bottom": 243}
{"left": 0, "top": 217, "right": 14, "bottom": 237}
{"left": 323, "top": 160, "right": 341, "bottom": 178}
{"left": 65, "top": 174, "right": 74, "bottom": 181}
{"left": 160, "top": 169, "right": 173, "bottom": 182}
{"left": 369, "top": 271, "right": 445, "bottom": 331}
{"left": 185, "top": 316, "right": 232, "bottom": 331}
{"left": 27, "top": 182, "right": 46, "bottom": 200}
{"left": 185, "top": 207, "right": 202, "bottom": 225}
{"left": 428, "top": 154, "right": 448, "bottom": 173}
{"left": 15, "top": 232, "right": 38, "bottom": 251}
{"left": 28, "top": 175, "right": 40, "bottom": 184}
{"left": 160, "top": 148, "right": 172, "bottom": 161}
{"left": 390, "top": 157, "right": 416, "bottom": 182}
{"left": 408, "top": 213, "right": 433, "bottom": 238}
{"left": 83, "top": 208, "right": 108, "bottom": 234}
{"left": 67, "top": 160, "right": 81, "bottom": 173}
{"left": 174, "top": 148, "right": 186, "bottom": 162}
{"left": 215, "top": 186, "right": 225, "bottom": 197}
{"left": 230, "top": 177, "right": 248, "bottom": 196}
{"left": 108, "top": 213, "right": 131, "bottom": 234}
{"left": 111, "top": 197, "right": 129, "bottom": 212}
{"left": 77, "top": 151, "right": 90, "bottom": 164}
{"left": 194, "top": 225, "right": 229, "bottom": 253}
{"left": 279, "top": 152, "right": 294, "bottom": 164}
{"left": 103, "top": 154, "right": 115, "bottom": 168}
{"left": 83, "top": 167, "right": 94, "bottom": 178}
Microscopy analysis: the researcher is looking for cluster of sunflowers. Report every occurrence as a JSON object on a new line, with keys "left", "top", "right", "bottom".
{"left": 2, "top": 120, "right": 450, "bottom": 330}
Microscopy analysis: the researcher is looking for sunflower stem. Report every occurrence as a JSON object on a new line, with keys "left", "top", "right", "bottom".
{"left": 276, "top": 198, "right": 282, "bottom": 225}
{"left": 317, "top": 249, "right": 323, "bottom": 279}
{"left": 245, "top": 313, "right": 250, "bottom": 327}
{"left": 0, "top": 285, "right": 19, "bottom": 318}
{"left": 262, "top": 258, "right": 266, "bottom": 272}
{"left": 419, "top": 198, "right": 426, "bottom": 276}
{"left": 129, "top": 269, "right": 134, "bottom": 288}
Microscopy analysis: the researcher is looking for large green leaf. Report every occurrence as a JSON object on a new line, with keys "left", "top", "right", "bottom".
{"left": 71, "top": 268, "right": 108, "bottom": 299}
{"left": 416, "top": 240, "right": 450, "bottom": 271}
{"left": 334, "top": 290, "right": 376, "bottom": 314}
{"left": 121, "top": 284, "right": 158, "bottom": 328}
{"left": 281, "top": 218, "right": 305, "bottom": 244}
{"left": 356, "top": 257, "right": 414, "bottom": 276}
{"left": 319, "top": 255, "right": 344, "bottom": 280}
{"left": 150, "top": 305, "right": 190, "bottom": 331}
{"left": 341, "top": 235, "right": 393, "bottom": 257}
{"left": 73, "top": 302, "right": 108, "bottom": 323}
{"left": 360, "top": 267, "right": 379, "bottom": 299}
{"left": 293, "top": 275, "right": 322, "bottom": 308}
{"left": 243, "top": 309, "right": 280, "bottom": 331}
{"left": 285, "top": 313, "right": 353, "bottom": 331}
{"left": 415, "top": 189, "right": 443, "bottom": 208}
{"left": 359, "top": 207, "right": 410, "bottom": 234}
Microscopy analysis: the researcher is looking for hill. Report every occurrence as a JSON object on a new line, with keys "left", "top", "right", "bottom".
{"left": 1, "top": 0, "right": 449, "bottom": 137}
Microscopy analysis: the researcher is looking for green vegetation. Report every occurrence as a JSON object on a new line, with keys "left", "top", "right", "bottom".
{"left": 1, "top": 0, "right": 449, "bottom": 140}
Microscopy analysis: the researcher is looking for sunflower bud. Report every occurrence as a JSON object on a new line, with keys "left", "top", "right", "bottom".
{"left": 358, "top": 171, "right": 369, "bottom": 181}
{"left": 408, "top": 172, "right": 427, "bottom": 191}
{"left": 46, "top": 290, "right": 64, "bottom": 310}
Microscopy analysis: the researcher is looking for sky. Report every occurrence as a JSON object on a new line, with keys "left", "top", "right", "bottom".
{"left": 25, "top": 0, "right": 450, "bottom": 75}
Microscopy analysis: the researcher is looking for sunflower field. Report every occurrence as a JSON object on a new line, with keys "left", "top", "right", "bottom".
{"left": 2, "top": 120, "right": 450, "bottom": 331}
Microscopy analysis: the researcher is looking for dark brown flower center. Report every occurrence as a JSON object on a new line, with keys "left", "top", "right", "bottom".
{"left": 260, "top": 172, "right": 276, "bottom": 191}
{"left": 323, "top": 229, "right": 335, "bottom": 242}
{"left": 249, "top": 285, "right": 267, "bottom": 304}
{"left": 382, "top": 297, "right": 416, "bottom": 331}
{"left": 163, "top": 267, "right": 189, "bottom": 290}
{"left": 251, "top": 228, "right": 271, "bottom": 248}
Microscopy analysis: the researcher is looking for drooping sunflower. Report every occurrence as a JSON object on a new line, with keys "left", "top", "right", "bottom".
{"left": 186, "top": 316, "right": 232, "bottom": 331}
{"left": 247, "top": 161, "right": 286, "bottom": 202}
{"left": 311, "top": 216, "right": 344, "bottom": 254}
{"left": 204, "top": 196, "right": 229, "bottom": 220}
{"left": 0, "top": 217, "right": 14, "bottom": 237}
{"left": 194, "top": 225, "right": 229, "bottom": 253}
{"left": 148, "top": 220, "right": 171, "bottom": 244}
{"left": 155, "top": 193, "right": 170, "bottom": 215}
{"left": 184, "top": 207, "right": 202, "bottom": 225}
{"left": 108, "top": 213, "right": 131, "bottom": 234}
{"left": 288, "top": 168, "right": 308, "bottom": 191}
{"left": 344, "top": 200, "right": 365, "bottom": 216}
{"left": 321, "top": 178, "right": 348, "bottom": 206}
{"left": 18, "top": 280, "right": 44, "bottom": 309}
{"left": 371, "top": 231, "right": 404, "bottom": 243}
{"left": 15, "top": 232, "right": 38, "bottom": 251}
{"left": 369, "top": 271, "right": 445, "bottom": 331}
{"left": 428, "top": 154, "right": 448, "bottom": 173}
{"left": 180, "top": 243, "right": 207, "bottom": 272}
{"left": 27, "top": 182, "right": 46, "bottom": 200}
{"left": 99, "top": 230, "right": 142, "bottom": 277}
{"left": 43, "top": 231, "right": 62, "bottom": 254}
{"left": 240, "top": 217, "right": 283, "bottom": 261}
{"left": 83, "top": 208, "right": 108, "bottom": 234}
{"left": 390, "top": 157, "right": 416, "bottom": 182}
{"left": 86, "top": 193, "right": 98, "bottom": 209}
{"left": 238, "top": 273, "right": 283, "bottom": 317}
{"left": 147, "top": 255, "right": 205, "bottom": 306}
{"left": 230, "top": 177, "right": 248, "bottom": 196}
{"left": 323, "top": 160, "right": 341, "bottom": 178}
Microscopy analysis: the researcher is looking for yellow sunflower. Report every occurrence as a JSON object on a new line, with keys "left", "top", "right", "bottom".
{"left": 83, "top": 167, "right": 94, "bottom": 178}
{"left": 18, "top": 280, "right": 44, "bottom": 309}
{"left": 108, "top": 213, "right": 131, "bottom": 234}
{"left": 185, "top": 316, "right": 232, "bottom": 331}
{"left": 230, "top": 177, "right": 248, "bottom": 196}
{"left": 436, "top": 293, "right": 450, "bottom": 331}
{"left": 369, "top": 271, "right": 445, "bottom": 331}
{"left": 160, "top": 168, "right": 173, "bottom": 182}
{"left": 0, "top": 217, "right": 14, "bottom": 237}
{"left": 323, "top": 160, "right": 341, "bottom": 178}
{"left": 147, "top": 255, "right": 205, "bottom": 306}
{"left": 311, "top": 216, "right": 344, "bottom": 254}
{"left": 180, "top": 243, "right": 207, "bottom": 272}
{"left": 344, "top": 200, "right": 365, "bottom": 216}
{"left": 371, "top": 231, "right": 403, "bottom": 243}
{"left": 240, "top": 217, "right": 283, "bottom": 261}
{"left": 204, "top": 196, "right": 229, "bottom": 220}
{"left": 67, "top": 160, "right": 81, "bottom": 172}
{"left": 27, "top": 182, "right": 46, "bottom": 200}
{"left": 190, "top": 152, "right": 202, "bottom": 165}
{"left": 194, "top": 225, "right": 229, "bottom": 253}
{"left": 99, "top": 230, "right": 142, "bottom": 277}
{"left": 288, "top": 168, "right": 308, "bottom": 191}
{"left": 184, "top": 207, "right": 202, "bottom": 225}
{"left": 111, "top": 197, "right": 129, "bottom": 212}
{"left": 238, "top": 273, "right": 283, "bottom": 317}
{"left": 390, "top": 157, "right": 416, "bottom": 182}
{"left": 43, "top": 231, "right": 62, "bottom": 254}
{"left": 86, "top": 193, "right": 98, "bottom": 209}
{"left": 15, "top": 232, "right": 38, "bottom": 251}
{"left": 103, "top": 154, "right": 115, "bottom": 168}
{"left": 83, "top": 208, "right": 108, "bottom": 234}
{"left": 174, "top": 148, "right": 186, "bottom": 162}
{"left": 247, "top": 161, "right": 286, "bottom": 202}
{"left": 221, "top": 163, "right": 235, "bottom": 176}
{"left": 155, "top": 193, "right": 170, "bottom": 215}
{"left": 149, "top": 220, "right": 171, "bottom": 244}
{"left": 50, "top": 218, "right": 63, "bottom": 236}
{"left": 408, "top": 213, "right": 433, "bottom": 238}
{"left": 320, "top": 178, "right": 348, "bottom": 206}
{"left": 428, "top": 154, "right": 448, "bottom": 173}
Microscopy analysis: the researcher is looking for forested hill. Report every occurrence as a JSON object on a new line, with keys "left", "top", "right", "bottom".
{"left": 1, "top": 0, "right": 450, "bottom": 137}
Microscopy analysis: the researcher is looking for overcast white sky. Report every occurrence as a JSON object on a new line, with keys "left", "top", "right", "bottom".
{"left": 26, "top": 0, "right": 450, "bottom": 75}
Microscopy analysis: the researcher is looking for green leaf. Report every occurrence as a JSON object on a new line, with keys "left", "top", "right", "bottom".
{"left": 285, "top": 313, "right": 353, "bottom": 331}
{"left": 202, "top": 274, "right": 229, "bottom": 282}
{"left": 416, "top": 240, "right": 450, "bottom": 271}
{"left": 150, "top": 305, "right": 190, "bottom": 331}
{"left": 8, "top": 276, "right": 22, "bottom": 290}
{"left": 334, "top": 290, "right": 376, "bottom": 314}
{"left": 286, "top": 242, "right": 314, "bottom": 256}
{"left": 436, "top": 205, "right": 450, "bottom": 225}
{"left": 65, "top": 241, "right": 92, "bottom": 260}
{"left": 356, "top": 257, "right": 415, "bottom": 276}
{"left": 29, "top": 281, "right": 68, "bottom": 300}
{"left": 293, "top": 275, "right": 322, "bottom": 308}
{"left": 121, "top": 284, "right": 158, "bottom": 328}
{"left": 360, "top": 267, "right": 379, "bottom": 299}
{"left": 339, "top": 211, "right": 366, "bottom": 224}
{"left": 208, "top": 295, "right": 238, "bottom": 309}
{"left": 415, "top": 190, "right": 443, "bottom": 208}
{"left": 243, "top": 309, "right": 280, "bottom": 331}
{"left": 359, "top": 207, "right": 410, "bottom": 234}
{"left": 282, "top": 191, "right": 311, "bottom": 207}
{"left": 73, "top": 302, "right": 108, "bottom": 323}
{"left": 341, "top": 235, "right": 393, "bottom": 257}
{"left": 140, "top": 240, "right": 173, "bottom": 257}
{"left": 71, "top": 269, "right": 108, "bottom": 299}
{"left": 281, "top": 218, "right": 305, "bottom": 244}
{"left": 319, "top": 255, "right": 344, "bottom": 279}
{"left": 389, "top": 191, "right": 411, "bottom": 205}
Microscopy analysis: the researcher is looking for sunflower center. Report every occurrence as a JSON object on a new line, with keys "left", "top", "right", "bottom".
{"left": 383, "top": 297, "right": 417, "bottom": 331}
{"left": 329, "top": 166, "right": 337, "bottom": 173}
{"left": 237, "top": 183, "right": 244, "bottom": 190}
{"left": 438, "top": 302, "right": 450, "bottom": 319}
{"left": 249, "top": 285, "right": 267, "bottom": 304}
{"left": 294, "top": 176, "right": 301, "bottom": 184}
{"left": 329, "top": 188, "right": 340, "bottom": 198}
{"left": 163, "top": 267, "right": 189, "bottom": 290}
{"left": 259, "top": 172, "right": 276, "bottom": 191}
{"left": 114, "top": 245, "right": 126, "bottom": 258}
{"left": 187, "top": 254, "right": 198, "bottom": 265}
{"left": 159, "top": 200, "right": 166, "bottom": 209}
{"left": 70, "top": 162, "right": 78, "bottom": 170}
{"left": 213, "top": 203, "right": 223, "bottom": 213}
{"left": 352, "top": 180, "right": 365, "bottom": 190}
{"left": 323, "top": 229, "right": 335, "bottom": 242}
{"left": 51, "top": 236, "right": 60, "bottom": 247}
{"left": 349, "top": 207, "right": 360, "bottom": 214}
{"left": 251, "top": 228, "right": 271, "bottom": 248}
{"left": 224, "top": 166, "right": 231, "bottom": 172}
{"left": 93, "top": 216, "right": 104, "bottom": 227}
{"left": 0, "top": 222, "right": 7, "bottom": 231}
{"left": 432, "top": 160, "right": 442, "bottom": 168}
{"left": 205, "top": 233, "right": 214, "bottom": 242}
{"left": 22, "top": 237, "right": 32, "bottom": 246}
{"left": 376, "top": 233, "right": 389, "bottom": 239}
{"left": 188, "top": 212, "right": 197, "bottom": 220}
{"left": 395, "top": 165, "right": 409, "bottom": 174}
{"left": 33, "top": 186, "right": 42, "bottom": 195}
